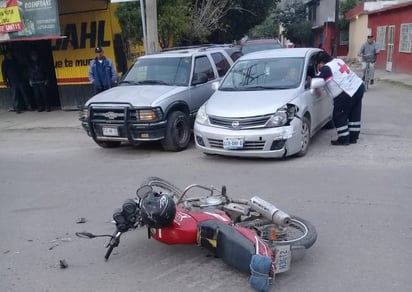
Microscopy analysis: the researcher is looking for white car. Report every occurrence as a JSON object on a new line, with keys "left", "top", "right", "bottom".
{"left": 194, "top": 48, "right": 333, "bottom": 158}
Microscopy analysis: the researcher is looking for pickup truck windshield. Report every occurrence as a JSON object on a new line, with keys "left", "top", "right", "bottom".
{"left": 219, "top": 57, "right": 304, "bottom": 91}
{"left": 121, "top": 57, "right": 192, "bottom": 86}
{"left": 242, "top": 43, "right": 282, "bottom": 55}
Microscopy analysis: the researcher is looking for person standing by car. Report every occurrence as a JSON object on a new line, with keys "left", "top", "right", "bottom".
{"left": 358, "top": 35, "right": 379, "bottom": 85}
{"left": 88, "top": 47, "right": 118, "bottom": 94}
{"left": 1, "top": 50, "right": 31, "bottom": 113}
{"left": 315, "top": 51, "right": 365, "bottom": 145}
{"left": 28, "top": 51, "right": 50, "bottom": 112}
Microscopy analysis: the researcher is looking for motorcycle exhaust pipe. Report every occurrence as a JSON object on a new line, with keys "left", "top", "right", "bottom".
{"left": 249, "top": 196, "right": 291, "bottom": 226}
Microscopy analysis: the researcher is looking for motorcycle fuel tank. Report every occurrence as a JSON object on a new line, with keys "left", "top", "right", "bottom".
{"left": 150, "top": 206, "right": 231, "bottom": 245}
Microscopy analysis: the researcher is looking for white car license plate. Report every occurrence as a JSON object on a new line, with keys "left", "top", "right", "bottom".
{"left": 102, "top": 127, "right": 119, "bottom": 136}
{"left": 223, "top": 137, "right": 244, "bottom": 150}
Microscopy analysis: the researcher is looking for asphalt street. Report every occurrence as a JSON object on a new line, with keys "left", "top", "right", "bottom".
{"left": 0, "top": 81, "right": 412, "bottom": 292}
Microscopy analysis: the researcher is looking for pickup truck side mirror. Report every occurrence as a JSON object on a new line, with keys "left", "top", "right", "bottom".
{"left": 191, "top": 73, "right": 209, "bottom": 86}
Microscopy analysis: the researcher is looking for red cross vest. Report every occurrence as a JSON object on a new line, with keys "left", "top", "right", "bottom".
{"left": 324, "top": 59, "right": 363, "bottom": 98}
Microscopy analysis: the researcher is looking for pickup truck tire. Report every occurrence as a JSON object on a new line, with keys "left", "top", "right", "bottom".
{"left": 93, "top": 140, "right": 122, "bottom": 148}
{"left": 161, "top": 111, "right": 191, "bottom": 151}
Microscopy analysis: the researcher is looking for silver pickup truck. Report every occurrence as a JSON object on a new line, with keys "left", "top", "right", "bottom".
{"left": 79, "top": 46, "right": 240, "bottom": 151}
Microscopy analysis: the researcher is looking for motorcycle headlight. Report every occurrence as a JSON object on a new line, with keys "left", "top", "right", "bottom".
{"left": 195, "top": 104, "right": 208, "bottom": 125}
{"left": 265, "top": 110, "right": 288, "bottom": 128}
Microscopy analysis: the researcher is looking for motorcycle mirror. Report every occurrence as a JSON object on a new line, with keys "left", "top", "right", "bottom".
{"left": 221, "top": 185, "right": 227, "bottom": 196}
{"left": 136, "top": 185, "right": 153, "bottom": 199}
{"left": 75, "top": 232, "right": 97, "bottom": 239}
{"left": 75, "top": 232, "right": 113, "bottom": 239}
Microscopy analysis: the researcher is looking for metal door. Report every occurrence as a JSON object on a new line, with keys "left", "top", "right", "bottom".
{"left": 386, "top": 25, "right": 395, "bottom": 72}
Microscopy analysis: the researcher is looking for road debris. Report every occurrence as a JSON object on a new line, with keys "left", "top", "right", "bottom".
{"left": 76, "top": 217, "right": 87, "bottom": 224}
{"left": 59, "top": 259, "right": 68, "bottom": 269}
{"left": 49, "top": 243, "right": 59, "bottom": 250}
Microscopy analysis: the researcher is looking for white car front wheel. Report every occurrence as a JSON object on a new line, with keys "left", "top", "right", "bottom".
{"left": 296, "top": 116, "right": 310, "bottom": 157}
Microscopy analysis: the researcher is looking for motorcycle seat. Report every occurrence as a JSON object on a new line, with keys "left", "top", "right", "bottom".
{"left": 197, "top": 219, "right": 255, "bottom": 274}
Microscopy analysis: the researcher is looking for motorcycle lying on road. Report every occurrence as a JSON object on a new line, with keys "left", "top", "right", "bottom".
{"left": 76, "top": 177, "right": 317, "bottom": 292}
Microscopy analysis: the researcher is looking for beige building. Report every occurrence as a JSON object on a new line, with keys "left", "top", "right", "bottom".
{"left": 345, "top": 1, "right": 399, "bottom": 61}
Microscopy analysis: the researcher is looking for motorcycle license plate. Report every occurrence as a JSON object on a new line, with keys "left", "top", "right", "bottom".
{"left": 102, "top": 127, "right": 119, "bottom": 136}
{"left": 274, "top": 245, "right": 291, "bottom": 274}
{"left": 223, "top": 137, "right": 244, "bottom": 150}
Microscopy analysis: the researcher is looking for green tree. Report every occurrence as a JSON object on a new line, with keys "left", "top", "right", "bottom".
{"left": 209, "top": 0, "right": 278, "bottom": 43}
{"left": 248, "top": 9, "right": 279, "bottom": 39}
{"left": 339, "top": 0, "right": 361, "bottom": 29}
{"left": 116, "top": 0, "right": 280, "bottom": 48}
{"left": 115, "top": 1, "right": 190, "bottom": 48}
{"left": 158, "top": 0, "right": 190, "bottom": 48}
{"left": 276, "top": 2, "right": 312, "bottom": 46}
{"left": 115, "top": 2, "right": 142, "bottom": 46}
{"left": 182, "top": 0, "right": 240, "bottom": 44}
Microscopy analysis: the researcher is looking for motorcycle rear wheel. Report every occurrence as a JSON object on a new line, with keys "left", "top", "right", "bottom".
{"left": 140, "top": 176, "right": 183, "bottom": 200}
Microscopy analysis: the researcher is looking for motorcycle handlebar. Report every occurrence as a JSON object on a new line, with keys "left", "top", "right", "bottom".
{"left": 104, "top": 230, "right": 122, "bottom": 261}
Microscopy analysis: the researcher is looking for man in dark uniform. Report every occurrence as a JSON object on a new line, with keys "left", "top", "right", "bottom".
{"left": 315, "top": 51, "right": 365, "bottom": 145}
{"left": 28, "top": 51, "right": 50, "bottom": 112}
{"left": 1, "top": 50, "right": 31, "bottom": 113}
{"left": 88, "top": 47, "right": 117, "bottom": 94}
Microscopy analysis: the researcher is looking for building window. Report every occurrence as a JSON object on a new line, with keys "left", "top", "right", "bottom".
{"left": 308, "top": 4, "right": 317, "bottom": 22}
{"left": 376, "top": 26, "right": 386, "bottom": 51}
{"left": 399, "top": 23, "right": 412, "bottom": 53}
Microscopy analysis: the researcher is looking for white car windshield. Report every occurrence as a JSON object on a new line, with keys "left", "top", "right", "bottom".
{"left": 220, "top": 57, "right": 304, "bottom": 91}
{"left": 121, "top": 57, "right": 192, "bottom": 86}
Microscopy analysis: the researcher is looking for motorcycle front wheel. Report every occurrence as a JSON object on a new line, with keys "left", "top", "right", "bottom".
{"left": 140, "top": 176, "right": 183, "bottom": 200}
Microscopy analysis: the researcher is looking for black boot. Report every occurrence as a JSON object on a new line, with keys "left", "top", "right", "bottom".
{"left": 331, "top": 137, "right": 349, "bottom": 146}
{"left": 349, "top": 132, "right": 359, "bottom": 144}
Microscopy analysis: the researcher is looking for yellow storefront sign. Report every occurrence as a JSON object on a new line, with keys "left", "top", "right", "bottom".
{"left": 51, "top": 8, "right": 120, "bottom": 85}
{"left": 0, "top": 2, "right": 23, "bottom": 33}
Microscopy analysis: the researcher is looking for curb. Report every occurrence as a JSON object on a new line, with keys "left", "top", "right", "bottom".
{"left": 376, "top": 77, "right": 412, "bottom": 90}
{"left": 1, "top": 125, "right": 82, "bottom": 131}
{"left": 0, "top": 110, "right": 82, "bottom": 131}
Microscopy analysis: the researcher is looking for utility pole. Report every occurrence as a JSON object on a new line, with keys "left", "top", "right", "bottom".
{"left": 144, "top": 0, "right": 159, "bottom": 54}
{"left": 333, "top": 0, "right": 339, "bottom": 57}
{"left": 140, "top": 0, "right": 148, "bottom": 53}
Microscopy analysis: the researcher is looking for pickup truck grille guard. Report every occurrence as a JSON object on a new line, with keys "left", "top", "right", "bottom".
{"left": 86, "top": 102, "right": 166, "bottom": 142}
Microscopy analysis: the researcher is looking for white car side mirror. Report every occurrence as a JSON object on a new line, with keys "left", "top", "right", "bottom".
{"left": 311, "top": 78, "right": 325, "bottom": 89}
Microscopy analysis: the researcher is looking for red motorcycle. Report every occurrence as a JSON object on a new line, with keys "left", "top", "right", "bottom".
{"left": 77, "top": 177, "right": 317, "bottom": 291}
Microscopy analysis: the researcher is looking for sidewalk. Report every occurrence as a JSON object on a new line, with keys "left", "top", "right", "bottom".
{"left": 349, "top": 62, "right": 412, "bottom": 89}
{"left": 0, "top": 109, "right": 81, "bottom": 131}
